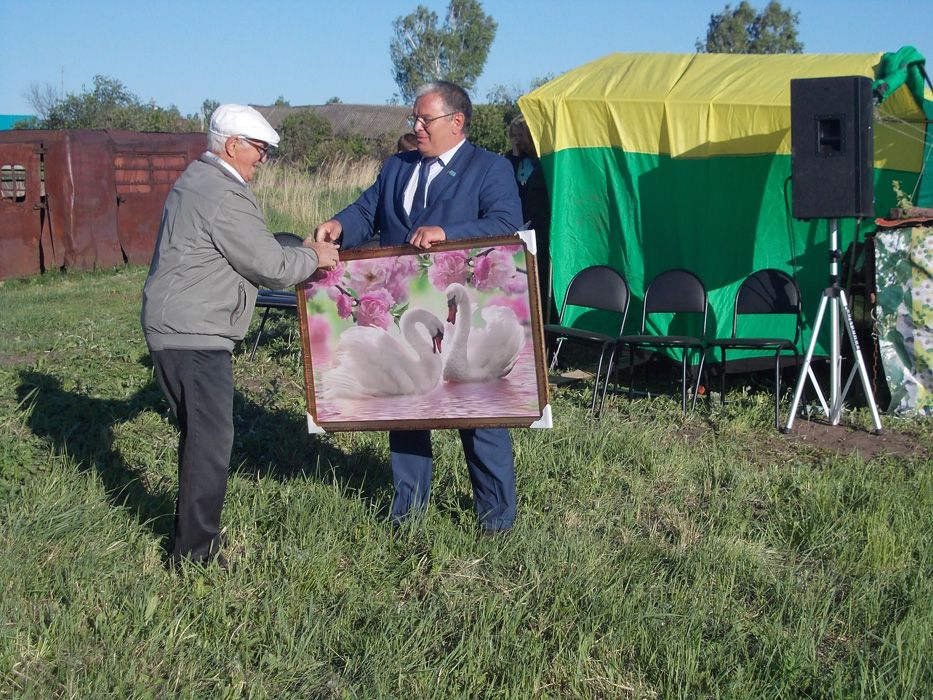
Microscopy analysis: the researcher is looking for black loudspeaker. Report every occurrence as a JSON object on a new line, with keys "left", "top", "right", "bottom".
{"left": 790, "top": 76, "right": 874, "bottom": 219}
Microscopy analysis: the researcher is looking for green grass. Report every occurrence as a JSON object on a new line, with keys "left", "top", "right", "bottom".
{"left": 0, "top": 267, "right": 930, "bottom": 699}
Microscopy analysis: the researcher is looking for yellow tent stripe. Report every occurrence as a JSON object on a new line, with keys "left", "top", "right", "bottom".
{"left": 519, "top": 52, "right": 927, "bottom": 171}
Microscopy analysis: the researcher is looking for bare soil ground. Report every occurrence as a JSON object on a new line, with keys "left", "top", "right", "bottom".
{"left": 552, "top": 367, "right": 929, "bottom": 463}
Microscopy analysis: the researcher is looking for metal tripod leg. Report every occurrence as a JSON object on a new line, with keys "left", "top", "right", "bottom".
{"left": 784, "top": 287, "right": 882, "bottom": 433}
{"left": 836, "top": 289, "right": 883, "bottom": 433}
{"left": 784, "top": 290, "right": 829, "bottom": 432}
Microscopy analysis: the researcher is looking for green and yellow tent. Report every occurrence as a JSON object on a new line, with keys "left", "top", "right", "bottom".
{"left": 519, "top": 50, "right": 931, "bottom": 358}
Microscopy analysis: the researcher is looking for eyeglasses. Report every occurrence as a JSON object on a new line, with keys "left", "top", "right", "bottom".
{"left": 238, "top": 136, "right": 272, "bottom": 161}
{"left": 407, "top": 111, "right": 458, "bottom": 128}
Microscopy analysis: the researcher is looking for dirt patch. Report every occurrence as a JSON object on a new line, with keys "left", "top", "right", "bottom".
{"left": 775, "top": 419, "right": 927, "bottom": 462}
{"left": 554, "top": 368, "right": 929, "bottom": 463}
{"left": 0, "top": 352, "right": 37, "bottom": 367}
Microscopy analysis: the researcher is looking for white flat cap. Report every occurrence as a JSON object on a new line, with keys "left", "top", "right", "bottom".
{"left": 209, "top": 104, "right": 280, "bottom": 147}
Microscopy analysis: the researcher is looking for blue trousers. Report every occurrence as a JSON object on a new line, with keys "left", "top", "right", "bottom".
{"left": 388, "top": 428, "right": 516, "bottom": 530}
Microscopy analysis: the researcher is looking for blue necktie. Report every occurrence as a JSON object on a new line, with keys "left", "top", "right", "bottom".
{"left": 410, "top": 157, "right": 437, "bottom": 219}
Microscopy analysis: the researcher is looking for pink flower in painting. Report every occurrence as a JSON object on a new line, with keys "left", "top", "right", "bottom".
{"left": 349, "top": 258, "right": 395, "bottom": 296}
{"left": 355, "top": 289, "right": 394, "bottom": 329}
{"left": 503, "top": 274, "right": 527, "bottom": 295}
{"left": 385, "top": 255, "right": 420, "bottom": 302}
{"left": 487, "top": 294, "right": 531, "bottom": 323}
{"left": 472, "top": 248, "right": 518, "bottom": 291}
{"left": 348, "top": 257, "right": 420, "bottom": 304}
{"left": 328, "top": 287, "right": 354, "bottom": 319}
{"left": 307, "top": 314, "right": 331, "bottom": 343}
{"left": 428, "top": 250, "right": 470, "bottom": 290}
{"left": 311, "top": 261, "right": 346, "bottom": 288}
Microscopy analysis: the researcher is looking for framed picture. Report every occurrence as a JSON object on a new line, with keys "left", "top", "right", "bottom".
{"left": 296, "top": 233, "right": 551, "bottom": 432}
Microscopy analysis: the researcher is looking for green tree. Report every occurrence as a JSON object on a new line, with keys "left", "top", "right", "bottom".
{"left": 35, "top": 75, "right": 198, "bottom": 131}
{"left": 202, "top": 99, "right": 220, "bottom": 120}
{"left": 277, "top": 110, "right": 334, "bottom": 168}
{"left": 472, "top": 76, "right": 553, "bottom": 154}
{"left": 696, "top": 1, "right": 803, "bottom": 54}
{"left": 390, "top": 0, "right": 497, "bottom": 104}
{"left": 470, "top": 103, "right": 520, "bottom": 154}
{"left": 485, "top": 74, "right": 555, "bottom": 105}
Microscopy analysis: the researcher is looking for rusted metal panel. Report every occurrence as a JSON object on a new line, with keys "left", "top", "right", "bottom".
{"left": 109, "top": 131, "right": 205, "bottom": 265}
{"left": 0, "top": 143, "right": 43, "bottom": 278}
{"left": 61, "top": 130, "right": 123, "bottom": 271}
{"left": 0, "top": 130, "right": 204, "bottom": 278}
{"left": 38, "top": 133, "right": 75, "bottom": 271}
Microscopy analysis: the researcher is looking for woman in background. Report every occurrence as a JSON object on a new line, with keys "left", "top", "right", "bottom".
{"left": 506, "top": 115, "right": 553, "bottom": 325}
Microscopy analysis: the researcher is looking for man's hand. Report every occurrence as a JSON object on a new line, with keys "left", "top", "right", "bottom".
{"left": 315, "top": 219, "right": 343, "bottom": 243}
{"left": 305, "top": 239, "right": 340, "bottom": 269}
{"left": 408, "top": 226, "right": 447, "bottom": 250}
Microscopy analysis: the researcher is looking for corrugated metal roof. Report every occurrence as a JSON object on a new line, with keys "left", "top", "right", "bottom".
{"left": 252, "top": 104, "right": 410, "bottom": 138}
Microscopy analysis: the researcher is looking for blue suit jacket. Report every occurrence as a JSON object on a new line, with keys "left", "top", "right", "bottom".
{"left": 334, "top": 141, "right": 523, "bottom": 248}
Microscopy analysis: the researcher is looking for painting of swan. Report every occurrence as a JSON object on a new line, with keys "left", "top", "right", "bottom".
{"left": 323, "top": 308, "right": 445, "bottom": 398}
{"left": 443, "top": 283, "right": 525, "bottom": 383}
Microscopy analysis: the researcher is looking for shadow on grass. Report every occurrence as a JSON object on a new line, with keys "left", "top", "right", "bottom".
{"left": 16, "top": 368, "right": 176, "bottom": 548}
{"left": 15, "top": 362, "right": 395, "bottom": 554}
{"left": 230, "top": 387, "right": 395, "bottom": 513}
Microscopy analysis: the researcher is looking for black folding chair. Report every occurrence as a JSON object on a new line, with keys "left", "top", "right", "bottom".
{"left": 543, "top": 265, "right": 630, "bottom": 414}
{"left": 601, "top": 268, "right": 707, "bottom": 415}
{"left": 248, "top": 232, "right": 302, "bottom": 359}
{"left": 705, "top": 268, "right": 801, "bottom": 429}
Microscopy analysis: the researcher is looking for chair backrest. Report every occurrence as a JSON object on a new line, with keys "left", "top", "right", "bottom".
{"left": 732, "top": 268, "right": 801, "bottom": 339}
{"left": 274, "top": 232, "right": 304, "bottom": 247}
{"left": 558, "top": 265, "right": 630, "bottom": 331}
{"left": 640, "top": 268, "right": 707, "bottom": 335}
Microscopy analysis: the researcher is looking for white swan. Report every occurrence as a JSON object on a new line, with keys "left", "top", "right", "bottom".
{"left": 322, "top": 308, "right": 445, "bottom": 398}
{"left": 443, "top": 283, "right": 524, "bottom": 383}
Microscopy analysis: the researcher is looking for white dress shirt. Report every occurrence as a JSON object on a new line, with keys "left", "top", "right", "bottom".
{"left": 403, "top": 139, "right": 466, "bottom": 215}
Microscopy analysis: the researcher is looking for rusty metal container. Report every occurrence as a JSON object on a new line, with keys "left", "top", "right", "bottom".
{"left": 0, "top": 130, "right": 204, "bottom": 279}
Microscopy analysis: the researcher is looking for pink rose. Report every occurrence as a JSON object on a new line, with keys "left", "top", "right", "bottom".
{"left": 487, "top": 294, "right": 531, "bottom": 323}
{"left": 307, "top": 314, "right": 331, "bottom": 343}
{"left": 503, "top": 274, "right": 527, "bottom": 295}
{"left": 385, "top": 255, "right": 420, "bottom": 302}
{"left": 328, "top": 287, "right": 354, "bottom": 319}
{"left": 349, "top": 258, "right": 395, "bottom": 296}
{"left": 355, "top": 289, "right": 394, "bottom": 329}
{"left": 428, "top": 250, "right": 470, "bottom": 290}
{"left": 311, "top": 261, "right": 345, "bottom": 288}
{"left": 472, "top": 248, "right": 517, "bottom": 292}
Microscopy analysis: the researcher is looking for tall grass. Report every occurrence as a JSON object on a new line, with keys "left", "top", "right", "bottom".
{"left": 0, "top": 164, "right": 930, "bottom": 697}
{"left": 252, "top": 156, "right": 381, "bottom": 236}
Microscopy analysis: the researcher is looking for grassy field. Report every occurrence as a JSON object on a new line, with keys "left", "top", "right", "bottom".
{"left": 0, "top": 169, "right": 930, "bottom": 697}
{"left": 252, "top": 157, "right": 381, "bottom": 237}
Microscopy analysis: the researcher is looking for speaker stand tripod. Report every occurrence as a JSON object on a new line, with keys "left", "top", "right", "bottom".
{"left": 783, "top": 218, "right": 883, "bottom": 434}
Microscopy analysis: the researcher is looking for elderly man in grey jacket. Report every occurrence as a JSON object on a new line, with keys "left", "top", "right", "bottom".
{"left": 142, "top": 104, "right": 339, "bottom": 568}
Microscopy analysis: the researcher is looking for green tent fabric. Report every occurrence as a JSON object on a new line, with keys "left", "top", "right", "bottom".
{"left": 873, "top": 46, "right": 933, "bottom": 208}
{"left": 873, "top": 45, "right": 927, "bottom": 107}
{"left": 920, "top": 98, "right": 933, "bottom": 208}
{"left": 519, "top": 51, "right": 931, "bottom": 362}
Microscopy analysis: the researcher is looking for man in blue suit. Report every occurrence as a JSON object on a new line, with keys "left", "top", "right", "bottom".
{"left": 315, "top": 81, "right": 523, "bottom": 533}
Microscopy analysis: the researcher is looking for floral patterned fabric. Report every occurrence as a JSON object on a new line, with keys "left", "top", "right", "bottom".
{"left": 874, "top": 226, "right": 933, "bottom": 416}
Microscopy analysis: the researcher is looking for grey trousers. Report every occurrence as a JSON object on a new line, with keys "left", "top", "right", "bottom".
{"left": 150, "top": 349, "right": 233, "bottom": 564}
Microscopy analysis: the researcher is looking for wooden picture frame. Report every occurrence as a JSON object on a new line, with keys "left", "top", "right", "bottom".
{"left": 296, "top": 232, "right": 551, "bottom": 432}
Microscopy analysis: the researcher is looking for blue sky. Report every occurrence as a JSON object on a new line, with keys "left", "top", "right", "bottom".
{"left": 1, "top": 0, "right": 930, "bottom": 116}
